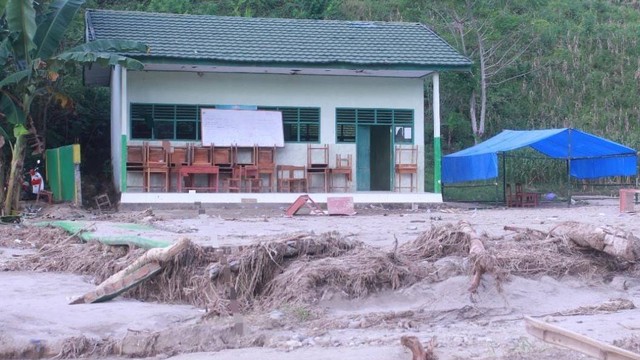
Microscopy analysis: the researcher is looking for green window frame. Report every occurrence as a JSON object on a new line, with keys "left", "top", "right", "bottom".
{"left": 335, "top": 108, "right": 414, "bottom": 144}
{"left": 258, "top": 106, "right": 320, "bottom": 143}
{"left": 130, "top": 103, "right": 205, "bottom": 140}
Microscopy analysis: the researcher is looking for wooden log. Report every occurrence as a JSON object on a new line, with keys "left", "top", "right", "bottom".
{"left": 401, "top": 335, "right": 437, "bottom": 360}
{"left": 551, "top": 222, "right": 640, "bottom": 261}
{"left": 459, "top": 221, "right": 492, "bottom": 293}
{"left": 468, "top": 238, "right": 487, "bottom": 293}
{"left": 70, "top": 238, "right": 190, "bottom": 304}
{"left": 524, "top": 316, "right": 640, "bottom": 359}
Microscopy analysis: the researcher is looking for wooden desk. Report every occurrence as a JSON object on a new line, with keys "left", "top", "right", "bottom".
{"left": 277, "top": 165, "right": 307, "bottom": 193}
{"left": 177, "top": 165, "right": 219, "bottom": 192}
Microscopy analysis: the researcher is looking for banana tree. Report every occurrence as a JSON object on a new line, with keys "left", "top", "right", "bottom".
{"left": 0, "top": 0, "right": 147, "bottom": 215}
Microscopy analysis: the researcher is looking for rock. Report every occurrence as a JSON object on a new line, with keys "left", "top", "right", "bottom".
{"left": 252, "top": 334, "right": 266, "bottom": 347}
{"left": 229, "top": 260, "right": 240, "bottom": 272}
{"left": 284, "top": 340, "right": 302, "bottom": 350}
{"left": 284, "top": 245, "right": 298, "bottom": 257}
{"left": 269, "top": 310, "right": 284, "bottom": 320}
{"left": 292, "top": 333, "right": 306, "bottom": 342}
{"left": 314, "top": 336, "right": 331, "bottom": 347}
{"left": 141, "top": 216, "right": 154, "bottom": 223}
{"left": 207, "top": 264, "right": 221, "bottom": 279}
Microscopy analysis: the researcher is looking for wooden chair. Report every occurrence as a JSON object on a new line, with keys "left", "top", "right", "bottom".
{"left": 225, "top": 165, "right": 243, "bottom": 192}
{"left": 126, "top": 144, "right": 146, "bottom": 191}
{"left": 516, "top": 183, "right": 539, "bottom": 207}
{"left": 330, "top": 154, "right": 353, "bottom": 192}
{"left": 144, "top": 141, "right": 170, "bottom": 192}
{"left": 255, "top": 146, "right": 276, "bottom": 192}
{"left": 191, "top": 144, "right": 211, "bottom": 166}
{"left": 37, "top": 189, "right": 54, "bottom": 205}
{"left": 506, "top": 183, "right": 521, "bottom": 207}
{"left": 306, "top": 144, "right": 330, "bottom": 192}
{"left": 177, "top": 144, "right": 219, "bottom": 192}
{"left": 213, "top": 145, "right": 234, "bottom": 173}
{"left": 394, "top": 145, "right": 418, "bottom": 192}
{"left": 277, "top": 165, "right": 307, "bottom": 193}
{"left": 169, "top": 144, "right": 190, "bottom": 191}
{"left": 241, "top": 164, "right": 262, "bottom": 192}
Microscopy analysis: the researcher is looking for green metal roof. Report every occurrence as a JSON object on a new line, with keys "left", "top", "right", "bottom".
{"left": 85, "top": 9, "right": 471, "bottom": 71}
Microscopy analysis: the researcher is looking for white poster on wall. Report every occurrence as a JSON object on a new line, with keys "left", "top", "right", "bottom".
{"left": 201, "top": 108, "right": 284, "bottom": 147}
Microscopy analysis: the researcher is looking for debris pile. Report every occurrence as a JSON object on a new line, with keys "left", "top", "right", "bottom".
{"left": 8, "top": 220, "right": 637, "bottom": 313}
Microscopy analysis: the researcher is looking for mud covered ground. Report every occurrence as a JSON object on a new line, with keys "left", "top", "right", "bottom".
{"left": 1, "top": 197, "right": 640, "bottom": 359}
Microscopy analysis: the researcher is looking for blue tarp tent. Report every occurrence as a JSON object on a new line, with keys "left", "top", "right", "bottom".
{"left": 442, "top": 128, "right": 637, "bottom": 184}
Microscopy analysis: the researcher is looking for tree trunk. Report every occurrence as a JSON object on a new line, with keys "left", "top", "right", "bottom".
{"left": 477, "top": 31, "right": 487, "bottom": 139}
{"left": 551, "top": 222, "right": 640, "bottom": 261}
{"left": 4, "top": 134, "right": 27, "bottom": 215}
{"left": 470, "top": 90, "right": 479, "bottom": 144}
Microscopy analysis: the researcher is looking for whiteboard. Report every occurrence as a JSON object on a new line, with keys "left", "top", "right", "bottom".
{"left": 201, "top": 108, "right": 284, "bottom": 147}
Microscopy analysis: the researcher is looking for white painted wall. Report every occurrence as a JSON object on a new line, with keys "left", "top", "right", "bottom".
{"left": 123, "top": 71, "right": 426, "bottom": 191}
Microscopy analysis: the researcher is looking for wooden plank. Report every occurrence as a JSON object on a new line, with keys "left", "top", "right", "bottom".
{"left": 70, "top": 262, "right": 162, "bottom": 304}
{"left": 70, "top": 238, "right": 190, "bottom": 304}
{"left": 524, "top": 316, "right": 640, "bottom": 360}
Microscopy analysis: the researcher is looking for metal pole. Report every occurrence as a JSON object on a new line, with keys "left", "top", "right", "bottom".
{"left": 567, "top": 129, "right": 572, "bottom": 207}
{"left": 502, "top": 152, "right": 507, "bottom": 205}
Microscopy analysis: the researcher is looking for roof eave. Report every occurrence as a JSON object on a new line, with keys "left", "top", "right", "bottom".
{"left": 128, "top": 56, "right": 472, "bottom": 73}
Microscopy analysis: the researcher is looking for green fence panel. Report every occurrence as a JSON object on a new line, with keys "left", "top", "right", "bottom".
{"left": 45, "top": 144, "right": 80, "bottom": 202}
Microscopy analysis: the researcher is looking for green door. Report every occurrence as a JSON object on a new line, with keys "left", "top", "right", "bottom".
{"left": 356, "top": 125, "right": 370, "bottom": 190}
{"left": 357, "top": 125, "right": 392, "bottom": 191}
{"left": 370, "top": 126, "right": 392, "bottom": 190}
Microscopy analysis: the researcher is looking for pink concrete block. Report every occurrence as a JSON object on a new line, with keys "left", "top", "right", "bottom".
{"left": 327, "top": 196, "right": 356, "bottom": 216}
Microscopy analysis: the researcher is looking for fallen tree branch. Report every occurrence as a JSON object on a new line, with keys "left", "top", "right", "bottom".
{"left": 503, "top": 225, "right": 548, "bottom": 240}
{"left": 468, "top": 237, "right": 487, "bottom": 293}
{"left": 401, "top": 335, "right": 437, "bottom": 360}
{"left": 459, "top": 221, "right": 496, "bottom": 293}
{"left": 70, "top": 238, "right": 190, "bottom": 304}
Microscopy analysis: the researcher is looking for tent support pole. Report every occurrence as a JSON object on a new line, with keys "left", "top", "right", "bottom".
{"left": 567, "top": 129, "right": 573, "bottom": 207}
{"left": 502, "top": 152, "right": 507, "bottom": 205}
{"left": 567, "top": 159, "right": 572, "bottom": 207}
